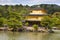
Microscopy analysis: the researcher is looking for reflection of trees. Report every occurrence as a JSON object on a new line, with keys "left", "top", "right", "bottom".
{"left": 6, "top": 32, "right": 21, "bottom": 40}
{"left": 0, "top": 32, "right": 59, "bottom": 40}
{"left": 41, "top": 33, "right": 53, "bottom": 40}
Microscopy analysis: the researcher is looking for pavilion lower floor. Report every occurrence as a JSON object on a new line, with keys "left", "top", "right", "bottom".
{"left": 25, "top": 21, "right": 42, "bottom": 26}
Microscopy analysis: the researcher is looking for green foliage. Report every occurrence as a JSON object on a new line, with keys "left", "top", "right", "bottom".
{"left": 41, "top": 16, "right": 58, "bottom": 29}
{"left": 0, "top": 5, "right": 29, "bottom": 29}
{"left": 52, "top": 12, "right": 60, "bottom": 27}
{"left": 41, "top": 12, "right": 60, "bottom": 29}
{"left": 33, "top": 24, "right": 38, "bottom": 31}
{"left": 0, "top": 17, "right": 7, "bottom": 27}
{"left": 25, "top": 22, "right": 29, "bottom": 26}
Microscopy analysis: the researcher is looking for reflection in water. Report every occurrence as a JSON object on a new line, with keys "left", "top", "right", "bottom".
{"left": 0, "top": 31, "right": 60, "bottom": 40}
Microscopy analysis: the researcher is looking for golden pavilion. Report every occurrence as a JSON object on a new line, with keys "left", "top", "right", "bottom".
{"left": 25, "top": 8, "right": 47, "bottom": 26}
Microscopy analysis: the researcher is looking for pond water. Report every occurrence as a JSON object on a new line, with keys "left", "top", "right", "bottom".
{"left": 0, "top": 30, "right": 60, "bottom": 40}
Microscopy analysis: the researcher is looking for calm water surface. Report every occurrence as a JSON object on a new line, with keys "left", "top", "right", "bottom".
{"left": 0, "top": 30, "right": 60, "bottom": 40}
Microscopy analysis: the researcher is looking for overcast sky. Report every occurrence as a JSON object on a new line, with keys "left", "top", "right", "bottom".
{"left": 0, "top": 0, "right": 60, "bottom": 6}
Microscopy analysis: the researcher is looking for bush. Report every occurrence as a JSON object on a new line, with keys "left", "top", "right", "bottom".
{"left": 33, "top": 24, "right": 38, "bottom": 31}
